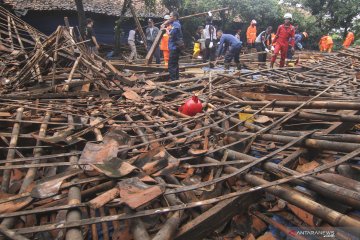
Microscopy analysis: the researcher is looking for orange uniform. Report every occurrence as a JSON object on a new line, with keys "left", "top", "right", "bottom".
{"left": 319, "top": 36, "right": 328, "bottom": 52}
{"left": 343, "top": 32, "right": 354, "bottom": 48}
{"left": 246, "top": 25, "right": 257, "bottom": 45}
{"left": 160, "top": 27, "right": 170, "bottom": 66}
{"left": 325, "top": 35, "right": 333, "bottom": 53}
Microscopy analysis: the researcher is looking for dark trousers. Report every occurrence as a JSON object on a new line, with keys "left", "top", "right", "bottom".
{"left": 255, "top": 42, "right": 267, "bottom": 62}
{"left": 203, "top": 39, "right": 216, "bottom": 63}
{"left": 287, "top": 46, "right": 293, "bottom": 59}
{"left": 169, "top": 49, "right": 180, "bottom": 80}
{"left": 225, "top": 44, "right": 241, "bottom": 64}
{"left": 247, "top": 42, "right": 255, "bottom": 48}
{"left": 147, "top": 41, "right": 161, "bottom": 64}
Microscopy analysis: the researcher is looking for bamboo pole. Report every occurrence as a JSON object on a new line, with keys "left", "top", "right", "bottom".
{"left": 65, "top": 154, "right": 82, "bottom": 240}
{"left": 244, "top": 174, "right": 360, "bottom": 235}
{"left": 1, "top": 107, "right": 23, "bottom": 193}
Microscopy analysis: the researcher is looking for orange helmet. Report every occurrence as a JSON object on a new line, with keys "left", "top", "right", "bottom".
{"left": 302, "top": 32, "right": 308, "bottom": 39}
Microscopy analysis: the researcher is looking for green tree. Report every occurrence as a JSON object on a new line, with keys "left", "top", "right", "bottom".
{"left": 284, "top": 0, "right": 359, "bottom": 37}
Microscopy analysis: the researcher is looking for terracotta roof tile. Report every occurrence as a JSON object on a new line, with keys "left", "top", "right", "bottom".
{"left": 3, "top": 0, "right": 168, "bottom": 17}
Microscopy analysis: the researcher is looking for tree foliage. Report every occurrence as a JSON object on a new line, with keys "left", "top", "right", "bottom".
{"left": 284, "top": 0, "right": 359, "bottom": 37}
{"left": 161, "top": 0, "right": 285, "bottom": 40}
{"left": 160, "top": 0, "right": 359, "bottom": 48}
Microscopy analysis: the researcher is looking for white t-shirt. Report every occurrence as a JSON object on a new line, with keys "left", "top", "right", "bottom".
{"left": 128, "top": 30, "right": 136, "bottom": 41}
{"left": 204, "top": 25, "right": 217, "bottom": 40}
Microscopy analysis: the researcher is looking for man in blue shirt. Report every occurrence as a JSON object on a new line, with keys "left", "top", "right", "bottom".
{"left": 216, "top": 30, "right": 242, "bottom": 70}
{"left": 287, "top": 31, "right": 308, "bottom": 59}
{"left": 163, "top": 11, "right": 183, "bottom": 80}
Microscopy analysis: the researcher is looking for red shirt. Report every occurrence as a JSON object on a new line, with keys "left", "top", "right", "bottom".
{"left": 273, "top": 24, "right": 295, "bottom": 47}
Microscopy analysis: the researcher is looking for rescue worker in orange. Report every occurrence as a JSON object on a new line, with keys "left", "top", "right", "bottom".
{"left": 343, "top": 31, "right": 355, "bottom": 48}
{"left": 326, "top": 35, "right": 334, "bottom": 52}
{"left": 246, "top": 19, "right": 257, "bottom": 48}
{"left": 319, "top": 34, "right": 333, "bottom": 52}
{"left": 319, "top": 35, "right": 327, "bottom": 52}
{"left": 160, "top": 15, "right": 171, "bottom": 67}
{"left": 270, "top": 13, "right": 295, "bottom": 68}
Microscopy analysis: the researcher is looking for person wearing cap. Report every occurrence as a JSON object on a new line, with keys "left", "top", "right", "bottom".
{"left": 216, "top": 30, "right": 242, "bottom": 70}
{"left": 160, "top": 15, "right": 171, "bottom": 67}
{"left": 255, "top": 26, "right": 272, "bottom": 64}
{"left": 270, "top": 13, "right": 295, "bottom": 68}
{"left": 246, "top": 20, "right": 257, "bottom": 48}
{"left": 343, "top": 31, "right": 355, "bottom": 48}
{"left": 146, "top": 18, "right": 161, "bottom": 64}
{"left": 287, "top": 31, "right": 308, "bottom": 59}
{"left": 297, "top": 32, "right": 308, "bottom": 49}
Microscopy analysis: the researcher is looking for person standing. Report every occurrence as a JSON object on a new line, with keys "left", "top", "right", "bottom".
{"left": 216, "top": 30, "right": 242, "bottom": 70}
{"left": 319, "top": 35, "right": 327, "bottom": 52}
{"left": 270, "top": 13, "right": 295, "bottom": 68}
{"left": 255, "top": 26, "right": 272, "bottom": 64}
{"left": 146, "top": 19, "right": 161, "bottom": 64}
{"left": 127, "top": 27, "right": 139, "bottom": 63}
{"left": 160, "top": 15, "right": 171, "bottom": 67}
{"left": 84, "top": 18, "right": 100, "bottom": 55}
{"left": 246, "top": 20, "right": 257, "bottom": 48}
{"left": 193, "top": 26, "right": 204, "bottom": 59}
{"left": 324, "top": 34, "right": 334, "bottom": 53}
{"left": 203, "top": 16, "right": 217, "bottom": 68}
{"left": 343, "top": 31, "right": 355, "bottom": 48}
{"left": 163, "top": 11, "right": 183, "bottom": 80}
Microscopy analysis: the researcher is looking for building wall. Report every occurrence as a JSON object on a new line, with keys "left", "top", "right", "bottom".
{"left": 20, "top": 10, "right": 158, "bottom": 45}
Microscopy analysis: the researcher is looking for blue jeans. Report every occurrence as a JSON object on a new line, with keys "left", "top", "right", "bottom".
{"left": 225, "top": 44, "right": 241, "bottom": 64}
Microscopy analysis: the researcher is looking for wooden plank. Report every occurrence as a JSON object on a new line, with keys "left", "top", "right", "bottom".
{"left": 110, "top": 61, "right": 185, "bottom": 72}
{"left": 129, "top": 2, "right": 147, "bottom": 49}
{"left": 174, "top": 192, "right": 258, "bottom": 240}
{"left": 145, "top": 29, "right": 164, "bottom": 65}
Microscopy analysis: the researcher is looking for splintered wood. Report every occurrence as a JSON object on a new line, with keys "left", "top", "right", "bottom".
{"left": 1, "top": 7, "right": 360, "bottom": 240}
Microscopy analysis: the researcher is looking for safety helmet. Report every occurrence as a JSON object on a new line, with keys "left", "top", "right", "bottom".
{"left": 164, "top": 15, "right": 170, "bottom": 20}
{"left": 302, "top": 32, "right": 308, "bottom": 38}
{"left": 251, "top": 19, "right": 257, "bottom": 24}
{"left": 284, "top": 13, "right": 292, "bottom": 20}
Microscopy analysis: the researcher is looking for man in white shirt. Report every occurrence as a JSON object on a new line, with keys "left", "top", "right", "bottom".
{"left": 203, "top": 16, "right": 217, "bottom": 68}
{"left": 128, "top": 27, "right": 138, "bottom": 63}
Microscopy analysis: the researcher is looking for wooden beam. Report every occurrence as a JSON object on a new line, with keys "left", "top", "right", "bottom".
{"left": 145, "top": 29, "right": 164, "bottom": 65}
{"left": 110, "top": 61, "right": 185, "bottom": 72}
{"left": 129, "top": 1, "right": 147, "bottom": 49}
{"left": 174, "top": 193, "right": 258, "bottom": 240}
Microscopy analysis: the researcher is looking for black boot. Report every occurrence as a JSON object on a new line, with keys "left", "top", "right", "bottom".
{"left": 224, "top": 63, "right": 230, "bottom": 70}
{"left": 236, "top": 63, "right": 241, "bottom": 70}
